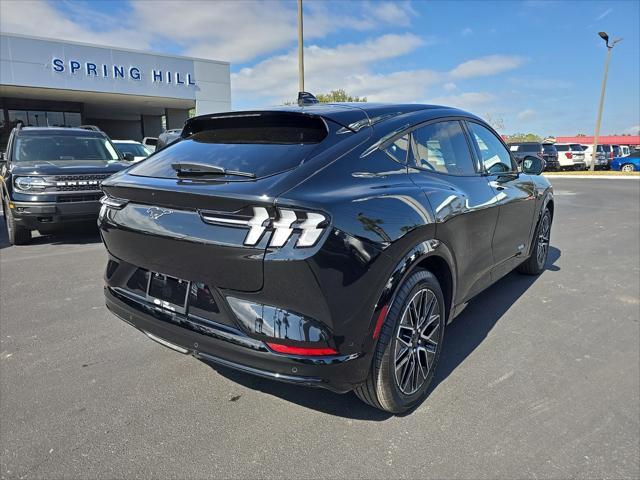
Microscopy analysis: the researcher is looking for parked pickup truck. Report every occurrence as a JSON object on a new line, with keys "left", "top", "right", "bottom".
{"left": 0, "top": 125, "right": 132, "bottom": 245}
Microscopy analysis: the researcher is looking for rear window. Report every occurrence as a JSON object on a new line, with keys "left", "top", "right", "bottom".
{"left": 518, "top": 144, "right": 540, "bottom": 152}
{"left": 129, "top": 113, "right": 329, "bottom": 180}
{"left": 570, "top": 144, "right": 583, "bottom": 151}
{"left": 114, "top": 142, "right": 151, "bottom": 157}
{"left": 555, "top": 144, "right": 569, "bottom": 151}
{"left": 543, "top": 144, "right": 557, "bottom": 153}
{"left": 13, "top": 134, "right": 119, "bottom": 162}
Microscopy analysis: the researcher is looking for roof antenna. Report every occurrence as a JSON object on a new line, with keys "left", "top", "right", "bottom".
{"left": 297, "top": 91, "right": 319, "bottom": 106}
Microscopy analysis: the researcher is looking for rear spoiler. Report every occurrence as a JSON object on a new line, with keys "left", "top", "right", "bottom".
{"left": 183, "top": 107, "right": 372, "bottom": 138}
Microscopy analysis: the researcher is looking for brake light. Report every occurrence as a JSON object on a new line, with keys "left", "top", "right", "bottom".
{"left": 202, "top": 206, "right": 329, "bottom": 248}
{"left": 566, "top": 152, "right": 573, "bottom": 159}
{"left": 243, "top": 208, "right": 328, "bottom": 248}
{"left": 266, "top": 342, "right": 338, "bottom": 356}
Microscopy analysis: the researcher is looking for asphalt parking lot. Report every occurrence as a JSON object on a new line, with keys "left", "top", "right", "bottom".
{"left": 1, "top": 178, "right": 638, "bottom": 479}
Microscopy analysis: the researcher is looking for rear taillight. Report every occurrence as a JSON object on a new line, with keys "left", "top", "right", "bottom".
{"left": 99, "top": 195, "right": 128, "bottom": 220}
{"left": 200, "top": 206, "right": 330, "bottom": 248}
{"left": 243, "top": 208, "right": 328, "bottom": 248}
{"left": 99, "top": 195, "right": 128, "bottom": 209}
{"left": 566, "top": 152, "right": 573, "bottom": 159}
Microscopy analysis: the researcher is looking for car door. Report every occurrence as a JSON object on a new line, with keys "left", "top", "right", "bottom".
{"left": 407, "top": 119, "right": 500, "bottom": 303}
{"left": 465, "top": 121, "right": 538, "bottom": 281}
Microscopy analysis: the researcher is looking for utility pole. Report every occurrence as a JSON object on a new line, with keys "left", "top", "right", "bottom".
{"left": 297, "top": 0, "right": 305, "bottom": 93}
{"left": 591, "top": 32, "right": 622, "bottom": 171}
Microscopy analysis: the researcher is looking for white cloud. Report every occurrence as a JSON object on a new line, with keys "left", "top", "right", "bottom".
{"left": 427, "top": 92, "right": 496, "bottom": 110}
{"left": 1, "top": 0, "right": 420, "bottom": 64}
{"left": 461, "top": 28, "right": 473, "bottom": 36}
{"left": 516, "top": 109, "right": 536, "bottom": 120}
{"left": 622, "top": 125, "right": 640, "bottom": 135}
{"left": 0, "top": 0, "right": 150, "bottom": 50}
{"left": 450, "top": 55, "right": 527, "bottom": 79}
{"left": 233, "top": 32, "right": 527, "bottom": 106}
{"left": 232, "top": 34, "right": 431, "bottom": 103}
{"left": 595, "top": 8, "right": 613, "bottom": 21}
{"left": 1, "top": 0, "right": 528, "bottom": 112}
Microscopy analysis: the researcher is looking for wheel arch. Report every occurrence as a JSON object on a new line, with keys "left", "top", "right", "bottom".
{"left": 367, "top": 239, "right": 457, "bottom": 348}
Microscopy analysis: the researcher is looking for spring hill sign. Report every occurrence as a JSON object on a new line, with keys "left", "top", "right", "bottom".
{"left": 51, "top": 58, "right": 196, "bottom": 86}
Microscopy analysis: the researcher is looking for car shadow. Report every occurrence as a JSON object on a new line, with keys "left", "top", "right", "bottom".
{"left": 206, "top": 247, "right": 562, "bottom": 420}
{"left": 0, "top": 215, "right": 101, "bottom": 249}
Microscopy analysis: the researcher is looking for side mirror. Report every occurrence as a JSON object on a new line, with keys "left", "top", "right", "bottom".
{"left": 122, "top": 152, "right": 135, "bottom": 161}
{"left": 522, "top": 155, "right": 544, "bottom": 175}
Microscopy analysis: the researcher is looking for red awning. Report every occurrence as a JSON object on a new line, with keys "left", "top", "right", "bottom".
{"left": 555, "top": 135, "right": 640, "bottom": 146}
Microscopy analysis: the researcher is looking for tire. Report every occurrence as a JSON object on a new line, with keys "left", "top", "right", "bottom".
{"left": 517, "top": 208, "right": 551, "bottom": 275}
{"left": 621, "top": 164, "right": 635, "bottom": 173}
{"left": 2, "top": 198, "right": 31, "bottom": 245}
{"left": 355, "top": 269, "right": 446, "bottom": 413}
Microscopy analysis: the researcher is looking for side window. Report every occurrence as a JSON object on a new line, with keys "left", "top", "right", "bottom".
{"left": 409, "top": 121, "right": 476, "bottom": 176}
{"left": 384, "top": 135, "right": 409, "bottom": 164}
{"left": 467, "top": 122, "right": 515, "bottom": 174}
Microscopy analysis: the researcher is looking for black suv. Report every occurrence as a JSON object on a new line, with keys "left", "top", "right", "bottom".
{"left": 509, "top": 142, "right": 559, "bottom": 171}
{"left": 1, "top": 126, "right": 131, "bottom": 244}
{"left": 99, "top": 104, "right": 553, "bottom": 413}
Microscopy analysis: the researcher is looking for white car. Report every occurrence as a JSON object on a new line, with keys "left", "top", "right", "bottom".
{"left": 142, "top": 137, "right": 158, "bottom": 153}
{"left": 581, "top": 144, "right": 609, "bottom": 169}
{"left": 112, "top": 140, "right": 152, "bottom": 162}
{"left": 555, "top": 143, "right": 586, "bottom": 170}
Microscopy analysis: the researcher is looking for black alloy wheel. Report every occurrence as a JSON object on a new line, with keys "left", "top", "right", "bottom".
{"left": 355, "top": 269, "right": 446, "bottom": 413}
{"left": 517, "top": 208, "right": 551, "bottom": 275}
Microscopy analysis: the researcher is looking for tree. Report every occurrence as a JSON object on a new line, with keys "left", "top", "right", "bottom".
{"left": 483, "top": 113, "right": 505, "bottom": 132}
{"left": 285, "top": 89, "right": 367, "bottom": 104}
{"left": 505, "top": 133, "right": 542, "bottom": 143}
{"left": 316, "top": 89, "right": 367, "bottom": 103}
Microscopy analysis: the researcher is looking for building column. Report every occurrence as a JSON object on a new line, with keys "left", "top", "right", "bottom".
{"left": 164, "top": 108, "right": 190, "bottom": 130}
{"left": 141, "top": 115, "right": 163, "bottom": 138}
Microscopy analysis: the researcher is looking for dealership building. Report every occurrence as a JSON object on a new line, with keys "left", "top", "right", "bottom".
{"left": 0, "top": 33, "right": 231, "bottom": 146}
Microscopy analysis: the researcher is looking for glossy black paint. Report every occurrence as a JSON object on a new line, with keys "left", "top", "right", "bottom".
{"left": 99, "top": 103, "right": 553, "bottom": 392}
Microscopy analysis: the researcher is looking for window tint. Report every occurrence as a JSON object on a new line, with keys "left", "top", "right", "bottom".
{"left": 384, "top": 135, "right": 409, "bottom": 164}
{"left": 555, "top": 144, "right": 570, "bottom": 151}
{"left": 409, "top": 121, "right": 476, "bottom": 175}
{"left": 467, "top": 122, "right": 514, "bottom": 174}
{"left": 543, "top": 144, "right": 557, "bottom": 154}
{"left": 518, "top": 144, "right": 540, "bottom": 152}
{"left": 114, "top": 142, "right": 151, "bottom": 157}
{"left": 570, "top": 144, "right": 583, "bottom": 151}
{"left": 13, "top": 135, "right": 119, "bottom": 162}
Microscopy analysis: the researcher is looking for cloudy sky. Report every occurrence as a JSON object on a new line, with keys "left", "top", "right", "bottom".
{"left": 1, "top": 0, "right": 638, "bottom": 136}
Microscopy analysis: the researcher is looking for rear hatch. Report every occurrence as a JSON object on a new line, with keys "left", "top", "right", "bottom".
{"left": 99, "top": 109, "right": 368, "bottom": 292}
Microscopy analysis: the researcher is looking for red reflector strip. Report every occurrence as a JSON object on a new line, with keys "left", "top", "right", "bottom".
{"left": 372, "top": 305, "right": 389, "bottom": 339}
{"left": 266, "top": 343, "right": 338, "bottom": 356}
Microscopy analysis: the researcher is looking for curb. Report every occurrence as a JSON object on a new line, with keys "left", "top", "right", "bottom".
{"left": 544, "top": 175, "right": 640, "bottom": 180}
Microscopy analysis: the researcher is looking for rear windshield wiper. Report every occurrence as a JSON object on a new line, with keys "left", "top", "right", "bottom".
{"left": 171, "top": 162, "right": 256, "bottom": 179}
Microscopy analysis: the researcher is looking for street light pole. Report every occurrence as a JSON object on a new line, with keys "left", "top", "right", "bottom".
{"left": 297, "top": 0, "right": 305, "bottom": 93}
{"left": 591, "top": 32, "right": 622, "bottom": 171}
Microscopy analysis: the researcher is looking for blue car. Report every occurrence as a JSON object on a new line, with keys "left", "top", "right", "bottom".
{"left": 611, "top": 152, "right": 640, "bottom": 172}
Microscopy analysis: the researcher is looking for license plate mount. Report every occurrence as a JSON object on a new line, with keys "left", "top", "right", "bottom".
{"left": 146, "top": 272, "right": 189, "bottom": 315}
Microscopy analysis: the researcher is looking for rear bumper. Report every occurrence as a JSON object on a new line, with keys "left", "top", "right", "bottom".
{"left": 11, "top": 200, "right": 100, "bottom": 229}
{"left": 105, "top": 286, "right": 370, "bottom": 393}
